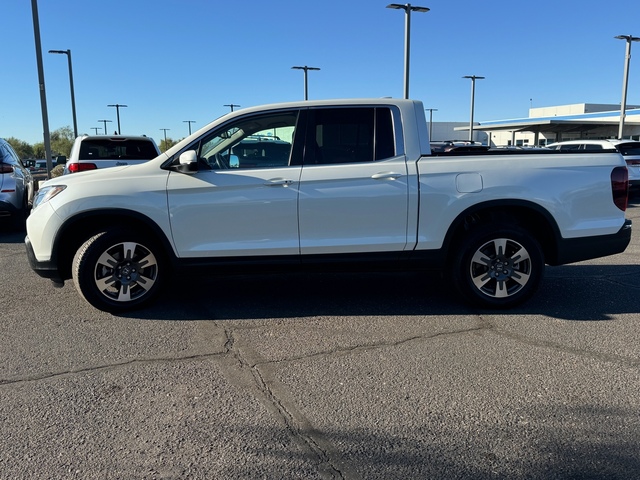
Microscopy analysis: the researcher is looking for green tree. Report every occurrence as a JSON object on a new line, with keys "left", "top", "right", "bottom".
{"left": 5, "top": 137, "right": 35, "bottom": 159}
{"left": 50, "top": 126, "right": 74, "bottom": 157}
{"left": 159, "top": 137, "right": 179, "bottom": 152}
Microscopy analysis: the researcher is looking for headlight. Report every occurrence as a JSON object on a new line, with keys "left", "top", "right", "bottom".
{"left": 33, "top": 185, "right": 66, "bottom": 210}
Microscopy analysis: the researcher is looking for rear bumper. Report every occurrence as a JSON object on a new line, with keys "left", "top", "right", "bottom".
{"left": 553, "top": 219, "right": 632, "bottom": 265}
{"left": 25, "top": 235, "right": 65, "bottom": 286}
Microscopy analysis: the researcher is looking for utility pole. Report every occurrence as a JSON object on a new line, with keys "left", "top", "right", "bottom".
{"left": 386, "top": 3, "right": 429, "bottom": 99}
{"left": 160, "top": 128, "right": 170, "bottom": 151}
{"left": 107, "top": 103, "right": 127, "bottom": 134}
{"left": 183, "top": 120, "right": 196, "bottom": 135}
{"left": 224, "top": 104, "right": 240, "bottom": 112}
{"left": 30, "top": 0, "right": 53, "bottom": 178}
{"left": 98, "top": 119, "right": 112, "bottom": 135}
{"left": 463, "top": 75, "right": 485, "bottom": 142}
{"left": 615, "top": 35, "right": 640, "bottom": 139}
{"left": 291, "top": 66, "right": 321, "bottom": 100}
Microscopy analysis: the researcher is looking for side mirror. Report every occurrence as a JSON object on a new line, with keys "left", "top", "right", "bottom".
{"left": 229, "top": 154, "right": 240, "bottom": 168}
{"left": 176, "top": 150, "right": 198, "bottom": 173}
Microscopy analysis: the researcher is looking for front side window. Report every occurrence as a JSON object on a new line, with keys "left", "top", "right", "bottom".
{"left": 306, "top": 107, "right": 395, "bottom": 165}
{"left": 195, "top": 111, "right": 299, "bottom": 169}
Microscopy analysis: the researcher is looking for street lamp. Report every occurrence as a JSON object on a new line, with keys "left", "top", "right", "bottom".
{"left": 107, "top": 103, "right": 127, "bottom": 134}
{"left": 463, "top": 75, "right": 485, "bottom": 142}
{"left": 291, "top": 66, "right": 320, "bottom": 100}
{"left": 615, "top": 35, "right": 640, "bottom": 139}
{"left": 98, "top": 119, "right": 112, "bottom": 135}
{"left": 183, "top": 120, "right": 196, "bottom": 135}
{"left": 30, "top": 0, "right": 54, "bottom": 178}
{"left": 224, "top": 104, "right": 240, "bottom": 112}
{"left": 160, "top": 128, "right": 170, "bottom": 151}
{"left": 48, "top": 49, "right": 78, "bottom": 138}
{"left": 425, "top": 108, "right": 437, "bottom": 139}
{"left": 386, "top": 3, "right": 429, "bottom": 99}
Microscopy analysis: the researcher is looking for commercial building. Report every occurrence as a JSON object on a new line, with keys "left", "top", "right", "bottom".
{"left": 452, "top": 103, "right": 640, "bottom": 147}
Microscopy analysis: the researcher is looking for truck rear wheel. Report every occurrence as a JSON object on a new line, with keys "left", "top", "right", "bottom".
{"left": 452, "top": 224, "right": 544, "bottom": 309}
{"left": 72, "top": 230, "right": 164, "bottom": 312}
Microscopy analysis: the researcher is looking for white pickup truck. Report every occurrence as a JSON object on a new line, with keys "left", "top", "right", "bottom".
{"left": 26, "top": 99, "right": 632, "bottom": 312}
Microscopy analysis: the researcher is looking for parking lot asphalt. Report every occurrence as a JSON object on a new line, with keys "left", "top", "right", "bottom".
{"left": 1, "top": 194, "right": 640, "bottom": 479}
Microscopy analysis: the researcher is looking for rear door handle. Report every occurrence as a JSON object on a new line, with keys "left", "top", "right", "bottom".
{"left": 265, "top": 178, "right": 293, "bottom": 186}
{"left": 371, "top": 172, "right": 403, "bottom": 180}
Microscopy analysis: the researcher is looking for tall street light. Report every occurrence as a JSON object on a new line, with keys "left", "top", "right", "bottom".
{"left": 160, "top": 128, "right": 170, "bottom": 151}
{"left": 291, "top": 66, "right": 320, "bottom": 100}
{"left": 30, "top": 0, "right": 53, "bottom": 178}
{"left": 386, "top": 3, "right": 429, "bottom": 99}
{"left": 98, "top": 119, "right": 112, "bottom": 135}
{"left": 425, "top": 108, "right": 437, "bottom": 139}
{"left": 183, "top": 120, "right": 196, "bottom": 135}
{"left": 48, "top": 49, "right": 78, "bottom": 138}
{"left": 615, "top": 35, "right": 640, "bottom": 139}
{"left": 107, "top": 103, "right": 127, "bottom": 134}
{"left": 463, "top": 75, "right": 485, "bottom": 142}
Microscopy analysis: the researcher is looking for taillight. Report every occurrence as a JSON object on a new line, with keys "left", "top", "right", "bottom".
{"left": 0, "top": 163, "right": 14, "bottom": 174}
{"left": 626, "top": 159, "right": 640, "bottom": 165}
{"left": 611, "top": 166, "right": 629, "bottom": 211}
{"left": 68, "top": 163, "right": 97, "bottom": 173}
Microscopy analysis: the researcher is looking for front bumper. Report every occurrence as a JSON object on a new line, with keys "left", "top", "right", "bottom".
{"left": 25, "top": 235, "right": 65, "bottom": 286}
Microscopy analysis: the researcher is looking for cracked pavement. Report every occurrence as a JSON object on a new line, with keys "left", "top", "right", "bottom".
{"left": 1, "top": 196, "right": 640, "bottom": 479}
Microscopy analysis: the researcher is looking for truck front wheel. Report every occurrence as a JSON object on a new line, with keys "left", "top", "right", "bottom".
{"left": 72, "top": 230, "right": 164, "bottom": 312}
{"left": 452, "top": 224, "right": 544, "bottom": 309}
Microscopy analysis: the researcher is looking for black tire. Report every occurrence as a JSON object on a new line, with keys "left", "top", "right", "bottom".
{"left": 72, "top": 229, "right": 164, "bottom": 312}
{"left": 451, "top": 223, "right": 544, "bottom": 309}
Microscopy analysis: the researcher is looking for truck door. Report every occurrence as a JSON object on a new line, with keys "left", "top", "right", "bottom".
{"left": 298, "top": 106, "right": 410, "bottom": 254}
{"left": 167, "top": 110, "right": 303, "bottom": 257}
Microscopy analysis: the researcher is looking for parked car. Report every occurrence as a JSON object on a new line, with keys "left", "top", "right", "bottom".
{"left": 0, "top": 138, "right": 34, "bottom": 229}
{"left": 64, "top": 135, "right": 161, "bottom": 174}
{"left": 546, "top": 139, "right": 640, "bottom": 187}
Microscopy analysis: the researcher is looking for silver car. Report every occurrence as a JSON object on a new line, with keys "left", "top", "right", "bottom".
{"left": 0, "top": 138, "right": 34, "bottom": 229}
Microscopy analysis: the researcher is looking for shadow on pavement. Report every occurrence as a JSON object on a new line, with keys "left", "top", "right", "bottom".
{"left": 121, "top": 263, "right": 640, "bottom": 322}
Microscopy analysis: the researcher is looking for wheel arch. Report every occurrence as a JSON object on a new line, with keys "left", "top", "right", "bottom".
{"left": 443, "top": 200, "right": 562, "bottom": 267}
{"left": 52, "top": 209, "right": 175, "bottom": 281}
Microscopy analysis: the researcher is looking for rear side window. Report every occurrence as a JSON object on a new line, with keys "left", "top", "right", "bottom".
{"left": 306, "top": 107, "right": 395, "bottom": 165}
{"left": 616, "top": 142, "right": 640, "bottom": 155}
{"left": 79, "top": 139, "right": 158, "bottom": 160}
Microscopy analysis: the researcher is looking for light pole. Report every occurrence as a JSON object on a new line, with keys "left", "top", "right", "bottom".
{"left": 615, "top": 35, "right": 640, "bottom": 139}
{"left": 183, "top": 120, "right": 196, "bottom": 135}
{"left": 291, "top": 66, "right": 320, "bottom": 100}
{"left": 160, "top": 128, "right": 170, "bottom": 151}
{"left": 48, "top": 49, "right": 78, "bottom": 138}
{"left": 98, "top": 119, "right": 112, "bottom": 135}
{"left": 107, "top": 103, "right": 127, "bottom": 134}
{"left": 386, "top": 3, "right": 429, "bottom": 99}
{"left": 30, "top": 0, "right": 53, "bottom": 178}
{"left": 224, "top": 104, "right": 240, "bottom": 112}
{"left": 463, "top": 75, "right": 484, "bottom": 142}
{"left": 425, "top": 108, "right": 437, "bottom": 139}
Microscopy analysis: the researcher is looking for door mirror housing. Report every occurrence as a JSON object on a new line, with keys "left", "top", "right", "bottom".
{"left": 176, "top": 150, "right": 198, "bottom": 173}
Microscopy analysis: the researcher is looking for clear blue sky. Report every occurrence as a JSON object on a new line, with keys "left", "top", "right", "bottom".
{"left": 2, "top": 0, "right": 640, "bottom": 145}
